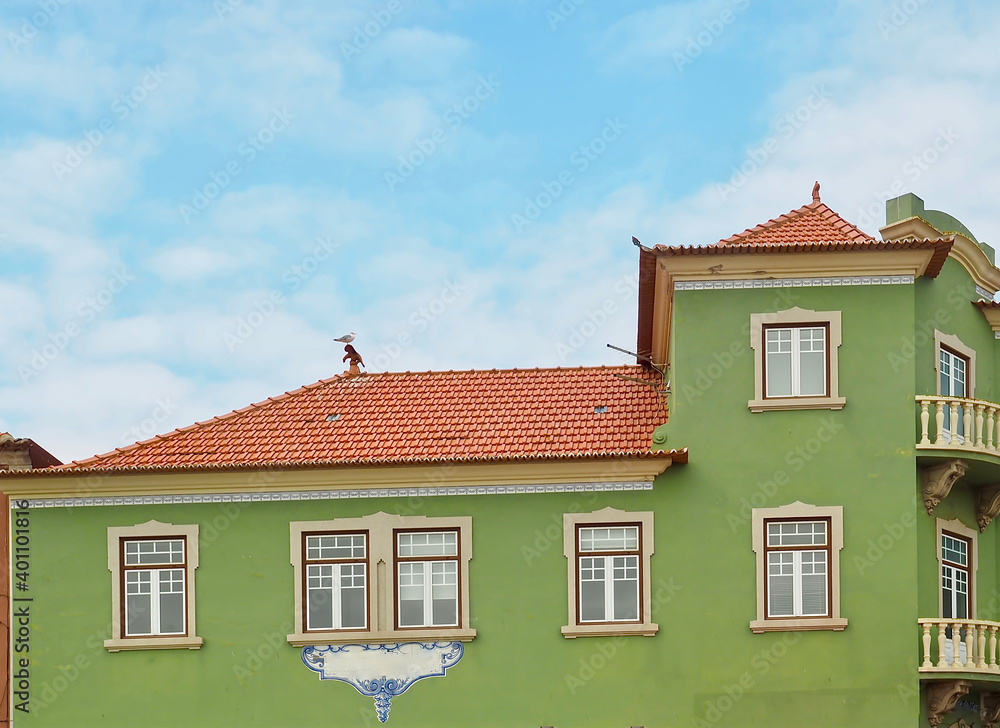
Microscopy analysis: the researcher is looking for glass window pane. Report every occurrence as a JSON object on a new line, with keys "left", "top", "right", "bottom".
{"left": 580, "top": 581, "right": 605, "bottom": 621}
{"left": 307, "top": 534, "right": 366, "bottom": 560}
{"left": 768, "top": 574, "right": 794, "bottom": 617}
{"left": 799, "top": 351, "right": 825, "bottom": 396}
{"left": 308, "top": 588, "right": 334, "bottom": 630}
{"left": 341, "top": 587, "right": 366, "bottom": 629}
{"left": 766, "top": 351, "right": 792, "bottom": 397}
{"left": 579, "top": 526, "right": 639, "bottom": 552}
{"left": 159, "top": 592, "right": 185, "bottom": 634}
{"left": 398, "top": 532, "right": 457, "bottom": 557}
{"left": 612, "top": 572, "right": 638, "bottom": 621}
{"left": 432, "top": 597, "right": 458, "bottom": 626}
{"left": 126, "top": 594, "right": 152, "bottom": 635}
{"left": 399, "top": 599, "right": 424, "bottom": 627}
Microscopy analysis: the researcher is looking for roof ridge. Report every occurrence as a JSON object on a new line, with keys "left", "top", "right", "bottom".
{"left": 718, "top": 199, "right": 874, "bottom": 246}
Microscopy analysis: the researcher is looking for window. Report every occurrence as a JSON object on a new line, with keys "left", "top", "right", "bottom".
{"left": 935, "top": 331, "right": 976, "bottom": 440}
{"left": 105, "top": 521, "right": 202, "bottom": 651}
{"left": 304, "top": 532, "right": 367, "bottom": 631}
{"left": 751, "top": 502, "right": 846, "bottom": 633}
{"left": 748, "top": 307, "right": 845, "bottom": 412}
{"left": 562, "top": 508, "right": 657, "bottom": 638}
{"left": 764, "top": 326, "right": 827, "bottom": 397}
{"left": 288, "top": 513, "right": 474, "bottom": 646}
{"left": 936, "top": 518, "right": 977, "bottom": 621}
{"left": 396, "top": 530, "right": 459, "bottom": 628}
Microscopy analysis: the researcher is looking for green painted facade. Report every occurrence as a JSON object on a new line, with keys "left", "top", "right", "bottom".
{"left": 10, "top": 197, "right": 1000, "bottom": 727}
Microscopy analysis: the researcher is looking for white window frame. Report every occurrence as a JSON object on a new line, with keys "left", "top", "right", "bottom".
{"left": 105, "top": 520, "right": 202, "bottom": 652}
{"left": 751, "top": 502, "right": 847, "bottom": 633}
{"left": 748, "top": 307, "right": 846, "bottom": 413}
{"left": 562, "top": 507, "right": 657, "bottom": 638}
{"left": 303, "top": 532, "right": 369, "bottom": 632}
{"left": 395, "top": 530, "right": 460, "bottom": 629}
{"left": 288, "top": 512, "right": 474, "bottom": 646}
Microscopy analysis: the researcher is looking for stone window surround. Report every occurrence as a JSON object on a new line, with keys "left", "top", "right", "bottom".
{"left": 105, "top": 520, "right": 203, "bottom": 652}
{"left": 287, "top": 512, "right": 475, "bottom": 646}
{"left": 562, "top": 507, "right": 658, "bottom": 638}
{"left": 936, "top": 517, "right": 978, "bottom": 619}
{"left": 748, "top": 307, "right": 846, "bottom": 413}
{"left": 934, "top": 330, "right": 976, "bottom": 399}
{"left": 750, "top": 502, "right": 847, "bottom": 634}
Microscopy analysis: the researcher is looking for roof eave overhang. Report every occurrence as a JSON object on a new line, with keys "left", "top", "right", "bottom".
{"left": 0, "top": 451, "right": 687, "bottom": 499}
{"left": 882, "top": 217, "right": 1000, "bottom": 296}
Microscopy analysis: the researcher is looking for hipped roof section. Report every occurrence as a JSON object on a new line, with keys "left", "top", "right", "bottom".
{"left": 5, "top": 366, "right": 686, "bottom": 477}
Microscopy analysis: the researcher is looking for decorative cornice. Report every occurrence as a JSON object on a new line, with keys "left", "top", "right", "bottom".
{"left": 927, "top": 680, "right": 972, "bottom": 727}
{"left": 978, "top": 285, "right": 993, "bottom": 300}
{"left": 977, "top": 484, "right": 1000, "bottom": 532}
{"left": 674, "top": 275, "right": 913, "bottom": 291}
{"left": 922, "top": 459, "right": 967, "bottom": 515}
{"left": 13, "top": 480, "right": 654, "bottom": 509}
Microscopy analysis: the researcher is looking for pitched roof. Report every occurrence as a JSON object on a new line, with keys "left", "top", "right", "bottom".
{"left": 717, "top": 200, "right": 875, "bottom": 246}
{"left": 43, "top": 366, "right": 680, "bottom": 474}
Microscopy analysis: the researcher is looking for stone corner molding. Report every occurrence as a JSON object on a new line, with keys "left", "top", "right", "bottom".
{"left": 927, "top": 679, "right": 972, "bottom": 727}
{"left": 922, "top": 459, "right": 967, "bottom": 515}
{"left": 977, "top": 485, "right": 1000, "bottom": 532}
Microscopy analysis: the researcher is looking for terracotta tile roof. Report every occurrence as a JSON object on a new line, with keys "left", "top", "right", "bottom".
{"left": 652, "top": 238, "right": 954, "bottom": 278}
{"left": 717, "top": 201, "right": 875, "bottom": 246}
{"left": 42, "top": 366, "right": 679, "bottom": 473}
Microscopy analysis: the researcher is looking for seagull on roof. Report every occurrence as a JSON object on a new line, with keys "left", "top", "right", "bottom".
{"left": 334, "top": 332, "right": 356, "bottom": 343}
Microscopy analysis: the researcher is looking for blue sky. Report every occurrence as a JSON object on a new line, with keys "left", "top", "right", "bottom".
{"left": 2, "top": 0, "right": 999, "bottom": 461}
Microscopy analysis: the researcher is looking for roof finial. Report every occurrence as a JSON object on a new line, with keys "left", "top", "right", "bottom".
{"left": 812, "top": 180, "right": 821, "bottom": 203}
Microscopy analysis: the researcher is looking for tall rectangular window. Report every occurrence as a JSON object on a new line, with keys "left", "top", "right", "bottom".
{"left": 304, "top": 532, "right": 367, "bottom": 631}
{"left": 576, "top": 525, "right": 640, "bottom": 623}
{"left": 941, "top": 531, "right": 971, "bottom": 620}
{"left": 764, "top": 520, "right": 830, "bottom": 618}
{"left": 122, "top": 538, "right": 187, "bottom": 637}
{"left": 764, "top": 326, "right": 827, "bottom": 398}
{"left": 940, "top": 346, "right": 969, "bottom": 436}
{"left": 396, "top": 530, "right": 459, "bottom": 628}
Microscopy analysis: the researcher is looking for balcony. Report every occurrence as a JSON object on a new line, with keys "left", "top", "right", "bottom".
{"left": 919, "top": 618, "right": 1000, "bottom": 674}
{"left": 917, "top": 395, "right": 1000, "bottom": 456}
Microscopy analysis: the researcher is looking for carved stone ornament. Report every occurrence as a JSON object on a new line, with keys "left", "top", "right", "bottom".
{"left": 977, "top": 485, "right": 1000, "bottom": 532}
{"left": 302, "top": 642, "right": 463, "bottom": 723}
{"left": 923, "top": 460, "right": 968, "bottom": 515}
{"left": 983, "top": 692, "right": 1000, "bottom": 728}
{"left": 928, "top": 680, "right": 972, "bottom": 727}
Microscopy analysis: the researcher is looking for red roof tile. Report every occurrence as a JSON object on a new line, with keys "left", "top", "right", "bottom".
{"left": 47, "top": 366, "right": 677, "bottom": 472}
{"left": 717, "top": 201, "right": 874, "bottom": 246}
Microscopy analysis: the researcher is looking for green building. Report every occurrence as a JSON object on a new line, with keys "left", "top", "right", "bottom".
{"left": 4, "top": 185, "right": 1000, "bottom": 727}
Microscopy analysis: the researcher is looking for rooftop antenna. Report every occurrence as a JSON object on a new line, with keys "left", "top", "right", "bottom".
{"left": 606, "top": 343, "right": 669, "bottom": 395}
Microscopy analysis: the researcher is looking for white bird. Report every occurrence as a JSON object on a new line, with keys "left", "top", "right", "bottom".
{"left": 334, "top": 332, "right": 356, "bottom": 343}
